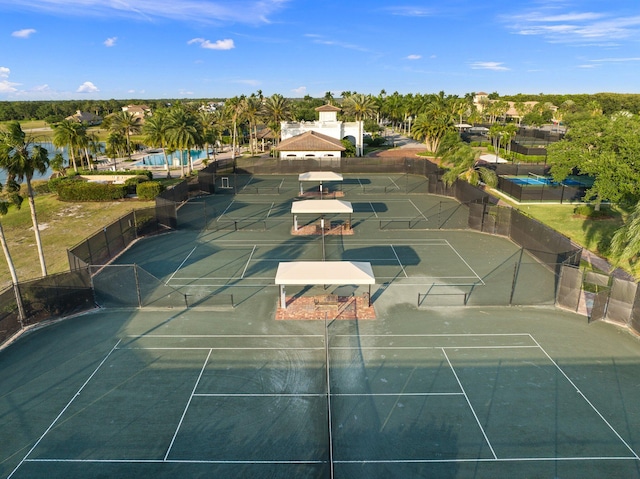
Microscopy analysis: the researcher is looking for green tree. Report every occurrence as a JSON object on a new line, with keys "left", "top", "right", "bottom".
{"left": 0, "top": 178, "right": 26, "bottom": 322}
{"left": 261, "top": 94, "right": 293, "bottom": 146}
{"left": 166, "top": 106, "right": 201, "bottom": 177}
{"left": 437, "top": 132, "right": 498, "bottom": 187}
{"left": 0, "top": 121, "right": 49, "bottom": 276}
{"left": 143, "top": 109, "right": 172, "bottom": 177}
{"left": 610, "top": 201, "right": 640, "bottom": 266}
{"left": 411, "top": 104, "right": 454, "bottom": 153}
{"left": 107, "top": 110, "right": 142, "bottom": 160}
{"left": 106, "top": 132, "right": 127, "bottom": 171}
{"left": 52, "top": 119, "right": 85, "bottom": 172}
{"left": 547, "top": 115, "right": 640, "bottom": 208}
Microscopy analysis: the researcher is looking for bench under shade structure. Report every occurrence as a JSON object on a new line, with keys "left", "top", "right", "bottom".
{"left": 298, "top": 171, "right": 343, "bottom": 195}
{"left": 290, "top": 199, "right": 353, "bottom": 232}
{"left": 275, "top": 261, "right": 375, "bottom": 309}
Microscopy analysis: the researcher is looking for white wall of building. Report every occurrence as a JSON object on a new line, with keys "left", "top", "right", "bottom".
{"left": 281, "top": 118, "right": 364, "bottom": 156}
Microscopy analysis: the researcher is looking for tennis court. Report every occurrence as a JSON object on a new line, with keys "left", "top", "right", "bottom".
{"left": 3, "top": 174, "right": 640, "bottom": 478}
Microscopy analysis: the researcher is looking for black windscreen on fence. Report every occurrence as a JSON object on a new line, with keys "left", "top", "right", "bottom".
{"left": 509, "top": 209, "right": 581, "bottom": 270}
{"left": 0, "top": 287, "right": 22, "bottom": 345}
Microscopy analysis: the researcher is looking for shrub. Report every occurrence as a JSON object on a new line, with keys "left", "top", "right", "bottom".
{"left": 136, "top": 181, "right": 164, "bottom": 200}
{"left": 573, "top": 204, "right": 612, "bottom": 219}
{"left": 56, "top": 181, "right": 128, "bottom": 201}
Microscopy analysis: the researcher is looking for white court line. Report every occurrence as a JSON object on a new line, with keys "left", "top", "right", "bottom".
{"left": 368, "top": 201, "right": 379, "bottom": 218}
{"left": 531, "top": 335, "right": 640, "bottom": 460}
{"left": 242, "top": 177, "right": 253, "bottom": 190}
{"left": 24, "top": 456, "right": 638, "bottom": 466}
{"left": 165, "top": 349, "right": 213, "bottom": 461}
{"left": 194, "top": 393, "right": 324, "bottom": 397}
{"left": 388, "top": 176, "right": 400, "bottom": 190}
{"left": 241, "top": 245, "right": 257, "bottom": 278}
{"left": 408, "top": 198, "right": 429, "bottom": 221}
{"left": 444, "top": 239, "right": 484, "bottom": 285}
{"left": 126, "top": 334, "right": 323, "bottom": 338}
{"left": 217, "top": 200, "right": 235, "bottom": 220}
{"left": 7, "top": 340, "right": 122, "bottom": 479}
{"left": 119, "top": 347, "right": 325, "bottom": 351}
{"left": 278, "top": 178, "right": 285, "bottom": 190}
{"left": 389, "top": 244, "right": 408, "bottom": 278}
{"left": 166, "top": 246, "right": 197, "bottom": 285}
{"left": 442, "top": 348, "right": 498, "bottom": 460}
{"left": 266, "top": 202, "right": 275, "bottom": 218}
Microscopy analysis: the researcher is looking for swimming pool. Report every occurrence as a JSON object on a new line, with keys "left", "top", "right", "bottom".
{"left": 133, "top": 149, "right": 209, "bottom": 167}
{"left": 504, "top": 175, "right": 593, "bottom": 188}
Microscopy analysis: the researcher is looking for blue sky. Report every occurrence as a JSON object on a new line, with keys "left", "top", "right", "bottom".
{"left": 1, "top": 0, "right": 639, "bottom": 100}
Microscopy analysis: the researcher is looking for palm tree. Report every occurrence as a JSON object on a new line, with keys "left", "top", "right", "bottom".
{"left": 107, "top": 110, "right": 142, "bottom": 160}
{"left": 610, "top": 201, "right": 640, "bottom": 266}
{"left": 52, "top": 119, "right": 85, "bottom": 172}
{"left": 261, "top": 94, "right": 293, "bottom": 146}
{"left": 437, "top": 132, "right": 497, "bottom": 188}
{"left": 342, "top": 93, "right": 378, "bottom": 156}
{"left": 411, "top": 104, "right": 454, "bottom": 153}
{"left": 142, "top": 110, "right": 172, "bottom": 177}
{"left": 241, "top": 95, "right": 262, "bottom": 155}
{"left": 0, "top": 178, "right": 26, "bottom": 323}
{"left": 106, "top": 132, "right": 127, "bottom": 171}
{"left": 224, "top": 96, "right": 244, "bottom": 162}
{"left": 166, "top": 107, "right": 201, "bottom": 177}
{"left": 196, "top": 109, "right": 220, "bottom": 165}
{"left": 0, "top": 121, "right": 49, "bottom": 276}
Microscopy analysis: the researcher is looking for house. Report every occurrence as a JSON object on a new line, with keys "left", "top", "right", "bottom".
{"left": 279, "top": 104, "right": 364, "bottom": 157}
{"left": 275, "top": 130, "right": 345, "bottom": 159}
{"left": 65, "top": 110, "right": 102, "bottom": 125}
{"left": 121, "top": 104, "right": 151, "bottom": 120}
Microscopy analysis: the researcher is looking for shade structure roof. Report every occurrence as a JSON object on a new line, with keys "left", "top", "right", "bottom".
{"left": 291, "top": 199, "right": 353, "bottom": 215}
{"left": 298, "top": 171, "right": 344, "bottom": 182}
{"left": 478, "top": 153, "right": 508, "bottom": 164}
{"left": 275, "top": 261, "right": 375, "bottom": 285}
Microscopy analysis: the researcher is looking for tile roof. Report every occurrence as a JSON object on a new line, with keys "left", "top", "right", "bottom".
{"left": 276, "top": 130, "right": 346, "bottom": 151}
{"left": 315, "top": 104, "right": 342, "bottom": 112}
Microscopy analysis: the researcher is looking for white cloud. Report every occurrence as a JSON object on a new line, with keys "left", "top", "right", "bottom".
{"left": 406, "top": 54, "right": 421, "bottom": 60}
{"left": 503, "top": 7, "right": 640, "bottom": 44}
{"left": 104, "top": 36, "right": 117, "bottom": 47}
{"left": 384, "top": 6, "right": 433, "bottom": 17}
{"left": 76, "top": 81, "right": 99, "bottom": 93}
{"left": 32, "top": 84, "right": 50, "bottom": 92}
{"left": 470, "top": 61, "right": 510, "bottom": 71}
{"left": 1, "top": 0, "right": 288, "bottom": 25}
{"left": 0, "top": 67, "right": 20, "bottom": 93}
{"left": 292, "top": 86, "right": 306, "bottom": 95}
{"left": 11, "top": 28, "right": 37, "bottom": 38}
{"left": 188, "top": 38, "right": 235, "bottom": 50}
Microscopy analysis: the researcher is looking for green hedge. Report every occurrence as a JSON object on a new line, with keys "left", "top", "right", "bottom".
{"left": 136, "top": 181, "right": 164, "bottom": 200}
{"left": 56, "top": 181, "right": 128, "bottom": 201}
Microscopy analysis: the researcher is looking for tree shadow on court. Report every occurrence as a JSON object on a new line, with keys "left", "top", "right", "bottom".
{"left": 340, "top": 245, "right": 420, "bottom": 265}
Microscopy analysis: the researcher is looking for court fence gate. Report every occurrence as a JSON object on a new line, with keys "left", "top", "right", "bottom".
{"left": 557, "top": 264, "right": 640, "bottom": 329}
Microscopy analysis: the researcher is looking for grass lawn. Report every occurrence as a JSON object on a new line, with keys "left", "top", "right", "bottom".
{"left": 0, "top": 194, "right": 154, "bottom": 290}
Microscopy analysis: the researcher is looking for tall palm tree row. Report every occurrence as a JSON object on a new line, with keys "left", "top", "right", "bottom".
{"left": 0, "top": 121, "right": 50, "bottom": 277}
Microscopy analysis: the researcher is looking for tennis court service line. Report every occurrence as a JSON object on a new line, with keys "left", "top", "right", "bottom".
{"left": 390, "top": 244, "right": 408, "bottom": 278}
{"left": 368, "top": 201, "right": 379, "bottom": 217}
{"left": 165, "top": 349, "right": 213, "bottom": 461}
{"left": 266, "top": 202, "right": 275, "bottom": 218}
{"left": 442, "top": 348, "right": 498, "bottom": 460}
{"left": 388, "top": 176, "right": 400, "bottom": 190}
{"left": 166, "top": 246, "right": 197, "bottom": 285}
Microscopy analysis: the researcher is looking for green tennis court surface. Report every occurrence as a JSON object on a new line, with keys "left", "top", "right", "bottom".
{"left": 3, "top": 175, "right": 640, "bottom": 478}
{"left": 4, "top": 305, "right": 640, "bottom": 478}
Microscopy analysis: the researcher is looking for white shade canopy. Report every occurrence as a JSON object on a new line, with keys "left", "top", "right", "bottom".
{"left": 298, "top": 171, "right": 344, "bottom": 182}
{"left": 291, "top": 199, "right": 353, "bottom": 215}
{"left": 275, "top": 261, "right": 375, "bottom": 285}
